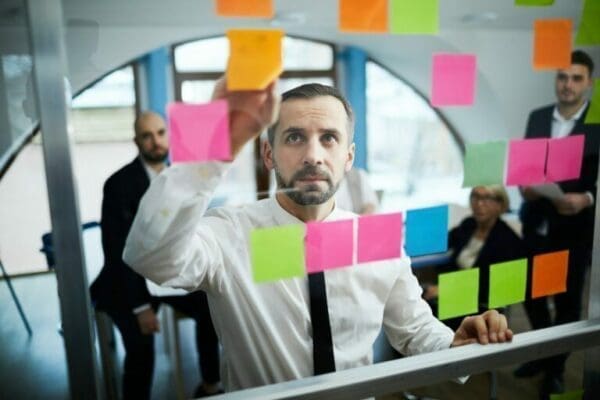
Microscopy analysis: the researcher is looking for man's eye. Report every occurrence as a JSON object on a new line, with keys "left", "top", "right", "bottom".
{"left": 286, "top": 133, "right": 302, "bottom": 143}
{"left": 322, "top": 134, "right": 337, "bottom": 143}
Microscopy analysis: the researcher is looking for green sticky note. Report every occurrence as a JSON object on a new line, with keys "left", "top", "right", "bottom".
{"left": 550, "top": 389, "right": 584, "bottom": 400}
{"left": 390, "top": 0, "right": 438, "bottom": 35}
{"left": 575, "top": 0, "right": 600, "bottom": 45}
{"left": 515, "top": 0, "right": 554, "bottom": 5}
{"left": 584, "top": 79, "right": 600, "bottom": 124}
{"left": 438, "top": 268, "right": 479, "bottom": 320}
{"left": 462, "top": 141, "right": 507, "bottom": 187}
{"left": 488, "top": 258, "right": 527, "bottom": 308}
{"left": 251, "top": 224, "right": 305, "bottom": 282}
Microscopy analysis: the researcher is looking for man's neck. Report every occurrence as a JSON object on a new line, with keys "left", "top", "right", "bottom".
{"left": 142, "top": 158, "right": 166, "bottom": 173}
{"left": 275, "top": 192, "right": 335, "bottom": 222}
{"left": 557, "top": 99, "right": 586, "bottom": 120}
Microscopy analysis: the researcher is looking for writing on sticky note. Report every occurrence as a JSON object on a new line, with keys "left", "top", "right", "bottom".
{"left": 357, "top": 212, "right": 402, "bottom": 263}
{"left": 550, "top": 389, "right": 584, "bottom": 400}
{"left": 226, "top": 29, "right": 283, "bottom": 90}
{"left": 488, "top": 259, "right": 527, "bottom": 309}
{"left": 405, "top": 205, "right": 448, "bottom": 257}
{"left": 515, "top": 0, "right": 554, "bottom": 5}
{"left": 215, "top": 0, "right": 274, "bottom": 17}
{"left": 506, "top": 138, "right": 547, "bottom": 186}
{"left": 532, "top": 250, "right": 569, "bottom": 298}
{"left": 339, "top": 0, "right": 388, "bottom": 33}
{"left": 575, "top": 0, "right": 600, "bottom": 45}
{"left": 251, "top": 224, "right": 305, "bottom": 283}
{"left": 438, "top": 268, "right": 479, "bottom": 320}
{"left": 533, "top": 19, "right": 572, "bottom": 70}
{"left": 431, "top": 53, "right": 477, "bottom": 106}
{"left": 306, "top": 219, "right": 354, "bottom": 274}
{"left": 390, "top": 0, "right": 438, "bottom": 35}
{"left": 463, "top": 141, "right": 507, "bottom": 187}
{"left": 584, "top": 79, "right": 600, "bottom": 124}
{"left": 168, "top": 100, "right": 231, "bottom": 163}
{"left": 546, "top": 135, "right": 585, "bottom": 182}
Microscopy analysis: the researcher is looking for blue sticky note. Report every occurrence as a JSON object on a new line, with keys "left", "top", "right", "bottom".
{"left": 405, "top": 205, "right": 448, "bottom": 257}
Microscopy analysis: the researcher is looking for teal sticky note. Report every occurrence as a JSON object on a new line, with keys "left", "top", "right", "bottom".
{"left": 463, "top": 141, "right": 507, "bottom": 187}
{"left": 584, "top": 79, "right": 600, "bottom": 124}
{"left": 438, "top": 268, "right": 479, "bottom": 320}
{"left": 390, "top": 0, "right": 438, "bottom": 35}
{"left": 550, "top": 389, "right": 584, "bottom": 400}
{"left": 575, "top": 0, "right": 600, "bottom": 45}
{"left": 251, "top": 224, "right": 305, "bottom": 282}
{"left": 515, "top": 0, "right": 554, "bottom": 5}
{"left": 405, "top": 205, "right": 448, "bottom": 257}
{"left": 488, "top": 258, "right": 527, "bottom": 308}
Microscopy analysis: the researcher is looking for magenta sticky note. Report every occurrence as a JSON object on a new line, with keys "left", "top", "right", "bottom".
{"left": 305, "top": 219, "right": 354, "bottom": 274}
{"left": 431, "top": 53, "right": 477, "bottom": 107}
{"left": 168, "top": 100, "right": 231, "bottom": 163}
{"left": 546, "top": 135, "right": 585, "bottom": 182}
{"left": 357, "top": 212, "right": 403, "bottom": 263}
{"left": 506, "top": 138, "right": 547, "bottom": 186}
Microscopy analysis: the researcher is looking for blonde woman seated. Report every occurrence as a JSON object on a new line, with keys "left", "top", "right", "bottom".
{"left": 423, "top": 185, "right": 526, "bottom": 329}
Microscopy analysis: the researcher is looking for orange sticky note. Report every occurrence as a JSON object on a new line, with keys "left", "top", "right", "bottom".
{"left": 215, "top": 0, "right": 274, "bottom": 17}
{"left": 226, "top": 29, "right": 283, "bottom": 91}
{"left": 339, "top": 0, "right": 388, "bottom": 33}
{"left": 532, "top": 250, "right": 569, "bottom": 298}
{"left": 533, "top": 19, "right": 572, "bottom": 70}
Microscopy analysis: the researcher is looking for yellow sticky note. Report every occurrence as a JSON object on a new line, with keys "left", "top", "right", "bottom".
{"left": 226, "top": 29, "right": 284, "bottom": 91}
{"left": 215, "top": 0, "right": 274, "bottom": 18}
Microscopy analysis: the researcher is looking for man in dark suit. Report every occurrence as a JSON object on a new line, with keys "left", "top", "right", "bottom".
{"left": 515, "top": 50, "right": 599, "bottom": 398}
{"left": 90, "top": 111, "right": 221, "bottom": 399}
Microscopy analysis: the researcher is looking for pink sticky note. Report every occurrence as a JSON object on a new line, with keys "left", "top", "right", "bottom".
{"left": 431, "top": 54, "right": 477, "bottom": 107}
{"left": 546, "top": 135, "right": 585, "bottom": 182}
{"left": 168, "top": 100, "right": 231, "bottom": 163}
{"left": 357, "top": 212, "right": 403, "bottom": 263}
{"left": 506, "top": 138, "right": 547, "bottom": 186}
{"left": 305, "top": 219, "right": 354, "bottom": 274}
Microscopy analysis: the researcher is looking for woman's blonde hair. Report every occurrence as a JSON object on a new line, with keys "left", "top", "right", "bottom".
{"left": 472, "top": 185, "right": 510, "bottom": 213}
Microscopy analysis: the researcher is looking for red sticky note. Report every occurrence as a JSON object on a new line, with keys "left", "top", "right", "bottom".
{"left": 357, "top": 212, "right": 403, "bottom": 263}
{"left": 533, "top": 19, "right": 572, "bottom": 70}
{"left": 506, "top": 138, "right": 547, "bottom": 185}
{"left": 305, "top": 219, "right": 354, "bottom": 274}
{"left": 339, "top": 0, "right": 388, "bottom": 33}
{"left": 168, "top": 100, "right": 231, "bottom": 163}
{"left": 532, "top": 250, "right": 569, "bottom": 298}
{"left": 431, "top": 54, "right": 477, "bottom": 107}
{"left": 546, "top": 135, "right": 585, "bottom": 182}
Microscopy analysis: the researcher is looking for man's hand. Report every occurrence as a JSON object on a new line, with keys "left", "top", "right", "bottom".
{"left": 451, "top": 309, "right": 513, "bottom": 347}
{"left": 520, "top": 186, "right": 541, "bottom": 201}
{"left": 136, "top": 308, "right": 160, "bottom": 335}
{"left": 552, "top": 193, "right": 592, "bottom": 215}
{"left": 212, "top": 77, "right": 280, "bottom": 158}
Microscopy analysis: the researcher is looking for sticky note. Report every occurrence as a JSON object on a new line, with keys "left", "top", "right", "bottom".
{"left": 215, "top": 0, "right": 274, "bottom": 17}
{"left": 405, "top": 205, "right": 448, "bottom": 257}
{"left": 251, "top": 224, "right": 305, "bottom": 282}
{"left": 533, "top": 19, "right": 572, "bottom": 70}
{"left": 339, "top": 0, "right": 388, "bottom": 33}
{"left": 226, "top": 29, "right": 283, "bottom": 90}
{"left": 168, "top": 100, "right": 231, "bottom": 163}
{"left": 463, "top": 141, "right": 507, "bottom": 187}
{"left": 390, "top": 0, "right": 438, "bottom": 35}
{"left": 584, "top": 79, "right": 600, "bottom": 124}
{"left": 575, "top": 0, "right": 600, "bottom": 45}
{"left": 306, "top": 219, "right": 354, "bottom": 273}
{"left": 532, "top": 250, "right": 569, "bottom": 298}
{"left": 438, "top": 268, "right": 479, "bottom": 320}
{"left": 506, "top": 138, "right": 547, "bottom": 186}
{"left": 431, "top": 53, "right": 477, "bottom": 106}
{"left": 488, "top": 259, "right": 527, "bottom": 308}
{"left": 546, "top": 135, "right": 585, "bottom": 182}
{"left": 357, "top": 212, "right": 403, "bottom": 263}
{"left": 515, "top": 0, "right": 554, "bottom": 5}
{"left": 550, "top": 389, "right": 584, "bottom": 400}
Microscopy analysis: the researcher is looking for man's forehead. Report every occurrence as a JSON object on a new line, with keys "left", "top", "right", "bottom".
{"left": 558, "top": 64, "right": 589, "bottom": 76}
{"left": 278, "top": 96, "right": 347, "bottom": 123}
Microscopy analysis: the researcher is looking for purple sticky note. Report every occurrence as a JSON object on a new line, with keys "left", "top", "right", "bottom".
{"left": 168, "top": 100, "right": 231, "bottom": 163}
{"left": 305, "top": 219, "right": 354, "bottom": 274}
{"left": 357, "top": 212, "right": 403, "bottom": 263}
{"left": 506, "top": 138, "right": 547, "bottom": 186}
{"left": 546, "top": 135, "right": 585, "bottom": 182}
{"left": 431, "top": 53, "right": 477, "bottom": 107}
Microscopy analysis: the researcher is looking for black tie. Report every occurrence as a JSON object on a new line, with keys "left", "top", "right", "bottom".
{"left": 308, "top": 271, "right": 336, "bottom": 375}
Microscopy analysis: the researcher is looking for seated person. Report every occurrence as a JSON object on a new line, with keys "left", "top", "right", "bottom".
{"left": 423, "top": 185, "right": 526, "bottom": 329}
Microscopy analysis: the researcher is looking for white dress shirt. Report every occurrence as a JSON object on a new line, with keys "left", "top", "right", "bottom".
{"left": 123, "top": 162, "right": 454, "bottom": 392}
{"left": 551, "top": 101, "right": 588, "bottom": 139}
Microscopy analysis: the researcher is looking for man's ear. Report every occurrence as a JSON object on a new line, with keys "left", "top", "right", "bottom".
{"left": 262, "top": 139, "right": 274, "bottom": 171}
{"left": 345, "top": 142, "right": 355, "bottom": 172}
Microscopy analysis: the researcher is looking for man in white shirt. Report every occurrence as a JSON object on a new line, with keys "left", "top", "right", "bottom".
{"left": 124, "top": 80, "right": 513, "bottom": 393}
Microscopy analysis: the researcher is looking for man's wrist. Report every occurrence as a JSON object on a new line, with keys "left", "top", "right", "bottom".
{"left": 133, "top": 303, "right": 151, "bottom": 314}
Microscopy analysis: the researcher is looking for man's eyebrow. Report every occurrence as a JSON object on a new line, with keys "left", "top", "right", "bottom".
{"left": 281, "top": 126, "right": 305, "bottom": 135}
{"left": 321, "top": 128, "right": 341, "bottom": 135}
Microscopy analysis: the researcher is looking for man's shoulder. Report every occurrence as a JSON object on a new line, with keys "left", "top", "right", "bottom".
{"left": 528, "top": 104, "right": 554, "bottom": 119}
{"left": 104, "top": 158, "right": 145, "bottom": 188}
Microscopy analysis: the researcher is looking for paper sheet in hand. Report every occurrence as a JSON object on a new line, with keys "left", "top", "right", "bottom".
{"left": 530, "top": 183, "right": 564, "bottom": 200}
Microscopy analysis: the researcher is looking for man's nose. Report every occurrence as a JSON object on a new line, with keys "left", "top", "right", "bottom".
{"left": 303, "top": 137, "right": 324, "bottom": 165}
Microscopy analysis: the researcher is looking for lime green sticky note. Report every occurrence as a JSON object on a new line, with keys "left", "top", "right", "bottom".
{"left": 575, "top": 0, "right": 600, "bottom": 45}
{"left": 390, "top": 0, "right": 438, "bottom": 35}
{"left": 515, "top": 0, "right": 554, "bottom": 5}
{"left": 438, "top": 268, "right": 479, "bottom": 320}
{"left": 488, "top": 258, "right": 527, "bottom": 309}
{"left": 584, "top": 79, "right": 600, "bottom": 124}
{"left": 251, "top": 224, "right": 305, "bottom": 282}
{"left": 550, "top": 389, "right": 584, "bottom": 400}
{"left": 463, "top": 141, "right": 507, "bottom": 187}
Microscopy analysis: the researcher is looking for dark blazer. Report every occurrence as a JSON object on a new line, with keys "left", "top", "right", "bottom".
{"left": 520, "top": 103, "right": 600, "bottom": 249}
{"left": 90, "top": 157, "right": 152, "bottom": 311}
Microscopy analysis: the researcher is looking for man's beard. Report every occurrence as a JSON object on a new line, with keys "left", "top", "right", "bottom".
{"left": 274, "top": 164, "right": 339, "bottom": 206}
{"left": 141, "top": 147, "right": 168, "bottom": 163}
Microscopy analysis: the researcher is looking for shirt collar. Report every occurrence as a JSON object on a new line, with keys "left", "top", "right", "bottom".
{"left": 269, "top": 195, "right": 346, "bottom": 227}
{"left": 553, "top": 101, "right": 588, "bottom": 123}
{"left": 139, "top": 155, "right": 164, "bottom": 181}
